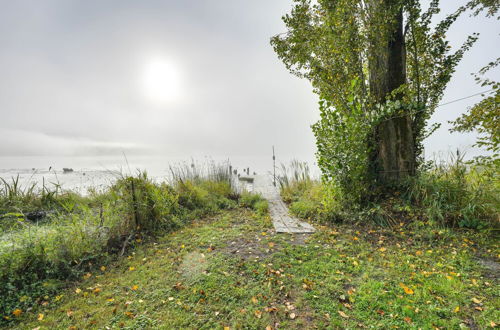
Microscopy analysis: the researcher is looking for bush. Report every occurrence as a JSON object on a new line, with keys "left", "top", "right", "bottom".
{"left": 239, "top": 192, "right": 268, "bottom": 215}
{"left": 404, "top": 159, "right": 499, "bottom": 229}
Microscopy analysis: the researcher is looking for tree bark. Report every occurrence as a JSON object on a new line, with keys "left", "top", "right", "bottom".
{"left": 369, "top": 0, "right": 415, "bottom": 184}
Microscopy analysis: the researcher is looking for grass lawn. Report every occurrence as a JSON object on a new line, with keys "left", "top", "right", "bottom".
{"left": 9, "top": 208, "right": 499, "bottom": 329}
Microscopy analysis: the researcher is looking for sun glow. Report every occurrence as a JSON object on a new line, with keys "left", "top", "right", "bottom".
{"left": 142, "top": 58, "right": 181, "bottom": 105}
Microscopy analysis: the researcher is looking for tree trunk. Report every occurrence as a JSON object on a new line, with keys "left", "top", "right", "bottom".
{"left": 369, "top": 0, "right": 415, "bottom": 184}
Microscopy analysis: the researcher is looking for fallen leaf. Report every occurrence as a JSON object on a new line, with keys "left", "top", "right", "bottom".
{"left": 75, "top": 288, "right": 82, "bottom": 294}
{"left": 338, "top": 311, "right": 349, "bottom": 319}
{"left": 254, "top": 310, "right": 262, "bottom": 319}
{"left": 37, "top": 314, "right": 44, "bottom": 321}
{"left": 124, "top": 311, "right": 134, "bottom": 318}
{"left": 251, "top": 296, "right": 258, "bottom": 304}
{"left": 131, "top": 285, "right": 139, "bottom": 291}
{"left": 12, "top": 309, "right": 22, "bottom": 317}
{"left": 404, "top": 316, "right": 412, "bottom": 324}
{"left": 93, "top": 288, "right": 101, "bottom": 294}
{"left": 454, "top": 306, "right": 460, "bottom": 313}
{"left": 289, "top": 312, "right": 296, "bottom": 319}
{"left": 129, "top": 267, "right": 135, "bottom": 271}
{"left": 399, "top": 283, "right": 414, "bottom": 295}
{"left": 100, "top": 266, "right": 106, "bottom": 271}
{"left": 379, "top": 247, "right": 387, "bottom": 252}
{"left": 471, "top": 297, "right": 482, "bottom": 304}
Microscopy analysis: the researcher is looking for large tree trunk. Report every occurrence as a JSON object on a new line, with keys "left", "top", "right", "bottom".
{"left": 369, "top": 0, "right": 415, "bottom": 184}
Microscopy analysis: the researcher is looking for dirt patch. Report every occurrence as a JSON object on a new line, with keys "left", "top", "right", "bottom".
{"left": 286, "top": 233, "right": 312, "bottom": 246}
{"left": 220, "top": 231, "right": 312, "bottom": 261}
{"left": 220, "top": 235, "right": 276, "bottom": 260}
{"left": 476, "top": 258, "right": 500, "bottom": 279}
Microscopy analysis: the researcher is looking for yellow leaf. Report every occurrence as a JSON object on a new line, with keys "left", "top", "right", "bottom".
{"left": 415, "top": 250, "right": 423, "bottom": 256}
{"left": 471, "top": 297, "right": 481, "bottom": 304}
{"left": 251, "top": 296, "right": 258, "bottom": 304}
{"left": 12, "top": 309, "right": 22, "bottom": 317}
{"left": 338, "top": 310, "right": 349, "bottom": 318}
{"left": 75, "top": 288, "right": 82, "bottom": 294}
{"left": 454, "top": 306, "right": 460, "bottom": 313}
{"left": 129, "top": 267, "right": 135, "bottom": 271}
{"left": 107, "top": 298, "right": 115, "bottom": 302}
{"left": 379, "top": 247, "right": 386, "bottom": 252}
{"left": 224, "top": 327, "right": 230, "bottom": 330}
{"left": 353, "top": 236, "right": 359, "bottom": 241}
{"left": 289, "top": 312, "right": 296, "bottom": 319}
{"left": 181, "top": 244, "right": 185, "bottom": 249}
{"left": 399, "top": 283, "right": 414, "bottom": 295}
{"left": 131, "top": 285, "right": 139, "bottom": 291}
{"left": 254, "top": 310, "right": 262, "bottom": 318}
{"left": 100, "top": 266, "right": 106, "bottom": 271}
{"left": 37, "top": 314, "right": 44, "bottom": 321}
{"left": 268, "top": 242, "right": 275, "bottom": 248}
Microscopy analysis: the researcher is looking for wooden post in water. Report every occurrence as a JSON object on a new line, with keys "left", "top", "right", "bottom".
{"left": 272, "top": 146, "right": 276, "bottom": 187}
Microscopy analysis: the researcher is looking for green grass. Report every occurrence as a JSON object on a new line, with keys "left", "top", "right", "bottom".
{"left": 8, "top": 207, "right": 499, "bottom": 329}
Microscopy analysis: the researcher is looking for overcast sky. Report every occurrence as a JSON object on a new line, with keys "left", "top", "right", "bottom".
{"left": 0, "top": 0, "right": 498, "bottom": 169}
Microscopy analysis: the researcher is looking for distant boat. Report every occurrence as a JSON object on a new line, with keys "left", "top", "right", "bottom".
{"left": 62, "top": 168, "right": 74, "bottom": 173}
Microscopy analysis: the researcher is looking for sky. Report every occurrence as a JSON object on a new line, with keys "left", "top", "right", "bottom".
{"left": 0, "top": 0, "right": 498, "bottom": 171}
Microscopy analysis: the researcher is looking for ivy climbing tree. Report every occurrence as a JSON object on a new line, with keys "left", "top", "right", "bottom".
{"left": 271, "top": 0, "right": 477, "bottom": 206}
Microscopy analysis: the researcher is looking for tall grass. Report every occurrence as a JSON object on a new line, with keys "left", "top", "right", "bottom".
{"left": 278, "top": 154, "right": 499, "bottom": 229}
{"left": 404, "top": 151, "right": 499, "bottom": 229}
{"left": 0, "top": 161, "right": 253, "bottom": 322}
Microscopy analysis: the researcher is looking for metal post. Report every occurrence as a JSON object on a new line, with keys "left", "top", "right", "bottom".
{"left": 272, "top": 146, "right": 276, "bottom": 186}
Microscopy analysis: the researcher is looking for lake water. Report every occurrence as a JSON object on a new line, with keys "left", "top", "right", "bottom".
{"left": 0, "top": 155, "right": 317, "bottom": 194}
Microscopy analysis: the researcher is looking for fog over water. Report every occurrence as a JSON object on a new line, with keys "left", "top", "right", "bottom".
{"left": 0, "top": 0, "right": 498, "bottom": 189}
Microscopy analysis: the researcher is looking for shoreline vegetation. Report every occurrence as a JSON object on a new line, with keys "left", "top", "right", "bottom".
{"left": 0, "top": 155, "right": 498, "bottom": 328}
{"left": 0, "top": 161, "right": 268, "bottom": 324}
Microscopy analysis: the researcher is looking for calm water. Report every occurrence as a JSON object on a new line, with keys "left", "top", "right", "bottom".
{"left": 0, "top": 155, "right": 314, "bottom": 194}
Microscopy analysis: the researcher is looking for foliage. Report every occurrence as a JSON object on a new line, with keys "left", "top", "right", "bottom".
{"left": 404, "top": 152, "right": 500, "bottom": 229}
{"left": 280, "top": 156, "right": 499, "bottom": 230}
{"left": 271, "top": 0, "right": 478, "bottom": 206}
{"left": 450, "top": 58, "right": 499, "bottom": 165}
{"left": 239, "top": 192, "right": 269, "bottom": 216}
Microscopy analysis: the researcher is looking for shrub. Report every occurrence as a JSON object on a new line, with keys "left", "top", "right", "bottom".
{"left": 404, "top": 157, "right": 499, "bottom": 229}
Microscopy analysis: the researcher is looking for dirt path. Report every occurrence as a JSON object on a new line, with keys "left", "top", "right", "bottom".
{"left": 250, "top": 175, "right": 315, "bottom": 233}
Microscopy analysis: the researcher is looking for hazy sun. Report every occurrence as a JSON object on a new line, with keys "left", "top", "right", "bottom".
{"left": 142, "top": 58, "right": 181, "bottom": 105}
